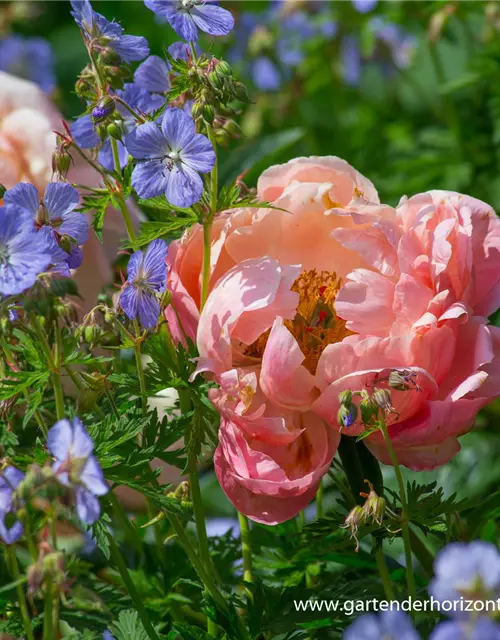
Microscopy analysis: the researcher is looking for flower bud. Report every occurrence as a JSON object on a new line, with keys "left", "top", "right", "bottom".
{"left": 215, "top": 128, "right": 231, "bottom": 147}
{"left": 84, "top": 324, "right": 101, "bottom": 345}
{"left": 388, "top": 369, "right": 412, "bottom": 391}
{"left": 92, "top": 96, "right": 115, "bottom": 123}
{"left": 223, "top": 119, "right": 242, "bottom": 138}
{"left": 107, "top": 122, "right": 123, "bottom": 140}
{"left": 99, "top": 47, "right": 121, "bottom": 65}
{"left": 215, "top": 60, "right": 232, "bottom": 77}
{"left": 338, "top": 390, "right": 353, "bottom": 406}
{"left": 75, "top": 77, "right": 95, "bottom": 101}
{"left": 359, "top": 397, "right": 378, "bottom": 425}
{"left": 52, "top": 149, "right": 72, "bottom": 179}
{"left": 372, "top": 388, "right": 394, "bottom": 414}
{"left": 191, "top": 102, "right": 204, "bottom": 119}
{"left": 80, "top": 371, "right": 107, "bottom": 391}
{"left": 202, "top": 104, "right": 215, "bottom": 123}
{"left": 0, "top": 184, "right": 7, "bottom": 199}
{"left": 208, "top": 69, "right": 224, "bottom": 90}
{"left": 232, "top": 82, "right": 251, "bottom": 103}
{"left": 338, "top": 403, "right": 357, "bottom": 429}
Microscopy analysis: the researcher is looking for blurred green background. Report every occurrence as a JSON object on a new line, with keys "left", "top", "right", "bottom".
{"left": 2, "top": 0, "right": 500, "bottom": 522}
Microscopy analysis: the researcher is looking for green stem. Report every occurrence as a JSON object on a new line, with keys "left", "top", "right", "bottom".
{"left": 104, "top": 384, "right": 120, "bottom": 420}
{"left": 108, "top": 534, "right": 160, "bottom": 640}
{"left": 238, "top": 512, "right": 253, "bottom": 586}
{"left": 111, "top": 137, "right": 123, "bottom": 177}
{"left": 53, "top": 322, "right": 65, "bottom": 420}
{"left": 114, "top": 97, "right": 146, "bottom": 124}
{"left": 408, "top": 527, "right": 434, "bottom": 578}
{"left": 116, "top": 191, "right": 137, "bottom": 242}
{"left": 374, "top": 542, "right": 395, "bottom": 600}
{"left": 64, "top": 366, "right": 106, "bottom": 420}
{"left": 190, "top": 470, "right": 216, "bottom": 579}
{"left": 298, "top": 510, "right": 306, "bottom": 530}
{"left": 43, "top": 576, "right": 54, "bottom": 640}
{"left": 379, "top": 419, "right": 416, "bottom": 601}
{"left": 30, "top": 314, "right": 64, "bottom": 420}
{"left": 316, "top": 479, "right": 324, "bottom": 519}
{"left": 106, "top": 492, "right": 143, "bottom": 555}
{"left": 69, "top": 140, "right": 111, "bottom": 181}
{"left": 133, "top": 321, "right": 148, "bottom": 416}
{"left": 6, "top": 547, "right": 34, "bottom": 640}
{"left": 167, "top": 516, "right": 228, "bottom": 614}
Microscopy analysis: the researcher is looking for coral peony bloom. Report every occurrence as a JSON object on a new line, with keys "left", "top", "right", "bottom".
{"left": 169, "top": 156, "right": 500, "bottom": 524}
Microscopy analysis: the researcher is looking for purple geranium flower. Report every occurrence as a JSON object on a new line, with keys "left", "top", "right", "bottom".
{"left": 5, "top": 182, "right": 88, "bottom": 273}
{"left": 251, "top": 57, "right": 281, "bottom": 92}
{"left": 70, "top": 0, "right": 149, "bottom": 63}
{"left": 126, "top": 107, "right": 215, "bottom": 208}
{"left": 71, "top": 84, "right": 164, "bottom": 171}
{"left": 0, "top": 205, "right": 52, "bottom": 296}
{"left": 430, "top": 619, "right": 500, "bottom": 640}
{"left": 145, "top": 0, "right": 234, "bottom": 42}
{"left": 0, "top": 35, "right": 56, "bottom": 92}
{"left": 48, "top": 417, "right": 108, "bottom": 525}
{"left": 353, "top": 0, "right": 378, "bottom": 13}
{"left": 429, "top": 542, "right": 500, "bottom": 618}
{"left": 0, "top": 466, "right": 25, "bottom": 545}
{"left": 344, "top": 611, "right": 420, "bottom": 640}
{"left": 134, "top": 55, "right": 172, "bottom": 94}
{"left": 120, "top": 239, "right": 168, "bottom": 328}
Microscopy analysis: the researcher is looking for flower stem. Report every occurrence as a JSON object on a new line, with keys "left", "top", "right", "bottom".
{"left": 374, "top": 542, "right": 395, "bottom": 600}
{"left": 316, "top": 479, "right": 324, "bottom": 519}
{"left": 6, "top": 547, "right": 34, "bottom": 640}
{"left": 408, "top": 527, "right": 434, "bottom": 578}
{"left": 190, "top": 470, "right": 217, "bottom": 580}
{"left": 108, "top": 533, "right": 160, "bottom": 640}
{"left": 379, "top": 419, "right": 416, "bottom": 602}
{"left": 43, "top": 576, "right": 54, "bottom": 640}
{"left": 167, "top": 515, "right": 228, "bottom": 614}
{"left": 238, "top": 512, "right": 254, "bottom": 586}
{"left": 200, "top": 127, "right": 218, "bottom": 311}
{"left": 110, "top": 137, "right": 137, "bottom": 243}
{"left": 106, "top": 492, "right": 143, "bottom": 555}
{"left": 133, "top": 320, "right": 148, "bottom": 416}
{"left": 30, "top": 313, "right": 64, "bottom": 420}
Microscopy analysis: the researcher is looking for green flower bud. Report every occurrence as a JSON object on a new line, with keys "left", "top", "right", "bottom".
{"left": 232, "top": 82, "right": 251, "bottom": 103}
{"left": 338, "top": 390, "right": 353, "bottom": 406}
{"left": 208, "top": 70, "right": 224, "bottom": 90}
{"left": 191, "top": 102, "right": 204, "bottom": 119}
{"left": 75, "top": 77, "right": 95, "bottom": 101}
{"left": 223, "top": 119, "right": 242, "bottom": 138}
{"left": 99, "top": 47, "right": 121, "bottom": 65}
{"left": 84, "top": 324, "right": 101, "bottom": 345}
{"left": 215, "top": 60, "right": 232, "bottom": 77}
{"left": 107, "top": 122, "right": 123, "bottom": 140}
{"left": 360, "top": 397, "right": 379, "bottom": 425}
{"left": 0, "top": 184, "right": 6, "bottom": 199}
{"left": 92, "top": 96, "right": 115, "bottom": 123}
{"left": 202, "top": 104, "right": 215, "bottom": 124}
{"left": 338, "top": 403, "right": 357, "bottom": 429}
{"left": 215, "top": 128, "right": 231, "bottom": 147}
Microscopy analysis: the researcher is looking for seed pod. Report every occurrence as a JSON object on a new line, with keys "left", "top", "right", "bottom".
{"left": 191, "top": 102, "right": 204, "bottom": 119}
{"left": 223, "top": 119, "right": 242, "bottom": 138}
{"left": 208, "top": 70, "right": 224, "bottom": 90}
{"left": 232, "top": 82, "right": 251, "bottom": 103}
{"left": 202, "top": 104, "right": 215, "bottom": 123}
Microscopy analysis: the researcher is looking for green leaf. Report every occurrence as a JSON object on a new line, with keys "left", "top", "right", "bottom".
{"left": 110, "top": 610, "right": 149, "bottom": 640}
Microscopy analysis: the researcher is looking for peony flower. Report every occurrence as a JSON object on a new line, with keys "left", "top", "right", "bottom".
{"left": 167, "top": 156, "right": 500, "bottom": 524}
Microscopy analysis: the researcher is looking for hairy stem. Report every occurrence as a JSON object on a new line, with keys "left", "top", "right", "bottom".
{"left": 108, "top": 534, "right": 160, "bottom": 640}
{"left": 238, "top": 512, "right": 254, "bottom": 586}
{"left": 379, "top": 419, "right": 416, "bottom": 601}
{"left": 6, "top": 547, "right": 34, "bottom": 640}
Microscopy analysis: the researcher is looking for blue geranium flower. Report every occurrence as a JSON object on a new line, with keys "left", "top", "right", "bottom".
{"left": 4, "top": 182, "right": 88, "bottom": 274}
{"left": 344, "top": 610, "right": 421, "bottom": 640}
{"left": 0, "top": 466, "right": 24, "bottom": 544}
{"left": 429, "top": 541, "right": 500, "bottom": 618}
{"left": 352, "top": 0, "right": 378, "bottom": 13}
{"left": 120, "top": 239, "right": 168, "bottom": 329}
{"left": 430, "top": 619, "right": 500, "bottom": 640}
{"left": 0, "top": 205, "right": 52, "bottom": 296}
{"left": 126, "top": 108, "right": 215, "bottom": 208}
{"left": 48, "top": 417, "right": 108, "bottom": 525}
{"left": 145, "top": 0, "right": 234, "bottom": 42}
{"left": 0, "top": 35, "right": 56, "bottom": 92}
{"left": 70, "top": 0, "right": 149, "bottom": 63}
{"left": 71, "top": 84, "right": 165, "bottom": 171}
{"left": 134, "top": 41, "right": 200, "bottom": 95}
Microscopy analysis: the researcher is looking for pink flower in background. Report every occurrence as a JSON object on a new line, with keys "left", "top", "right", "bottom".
{"left": 169, "top": 156, "right": 500, "bottom": 524}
